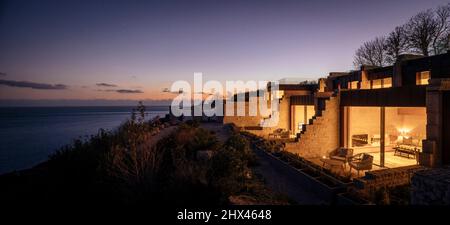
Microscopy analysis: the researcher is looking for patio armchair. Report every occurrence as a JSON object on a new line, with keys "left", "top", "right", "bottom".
{"left": 268, "top": 128, "right": 286, "bottom": 139}
{"left": 329, "top": 147, "right": 354, "bottom": 164}
{"left": 269, "top": 128, "right": 290, "bottom": 139}
{"left": 279, "top": 130, "right": 291, "bottom": 139}
{"left": 348, "top": 153, "right": 373, "bottom": 176}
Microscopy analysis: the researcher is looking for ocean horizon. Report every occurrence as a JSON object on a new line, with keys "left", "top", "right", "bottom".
{"left": 0, "top": 106, "right": 169, "bottom": 174}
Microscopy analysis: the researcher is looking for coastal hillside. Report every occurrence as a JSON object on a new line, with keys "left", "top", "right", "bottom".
{"left": 0, "top": 103, "right": 290, "bottom": 207}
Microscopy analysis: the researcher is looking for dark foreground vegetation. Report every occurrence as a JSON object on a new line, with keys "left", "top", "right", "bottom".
{"left": 0, "top": 103, "right": 288, "bottom": 207}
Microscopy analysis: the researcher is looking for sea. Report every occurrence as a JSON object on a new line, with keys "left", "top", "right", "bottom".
{"left": 0, "top": 106, "right": 169, "bottom": 174}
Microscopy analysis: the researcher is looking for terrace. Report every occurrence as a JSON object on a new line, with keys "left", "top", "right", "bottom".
{"left": 301, "top": 106, "right": 425, "bottom": 179}
{"left": 308, "top": 152, "right": 417, "bottom": 178}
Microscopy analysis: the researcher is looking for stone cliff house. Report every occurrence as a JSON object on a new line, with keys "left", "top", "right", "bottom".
{"left": 224, "top": 52, "right": 450, "bottom": 171}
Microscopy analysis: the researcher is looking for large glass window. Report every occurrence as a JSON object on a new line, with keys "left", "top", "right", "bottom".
{"left": 385, "top": 107, "right": 426, "bottom": 150}
{"left": 346, "top": 106, "right": 426, "bottom": 168}
{"left": 348, "top": 107, "right": 380, "bottom": 148}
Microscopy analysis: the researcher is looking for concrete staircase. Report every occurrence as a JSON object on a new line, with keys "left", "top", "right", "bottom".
{"left": 285, "top": 94, "right": 340, "bottom": 158}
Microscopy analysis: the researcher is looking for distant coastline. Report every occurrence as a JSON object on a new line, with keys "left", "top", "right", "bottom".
{"left": 0, "top": 99, "right": 173, "bottom": 107}
{"left": 0, "top": 106, "right": 169, "bottom": 174}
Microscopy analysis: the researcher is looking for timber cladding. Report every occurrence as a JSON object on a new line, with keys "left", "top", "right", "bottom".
{"left": 340, "top": 85, "right": 426, "bottom": 107}
{"left": 290, "top": 95, "right": 315, "bottom": 105}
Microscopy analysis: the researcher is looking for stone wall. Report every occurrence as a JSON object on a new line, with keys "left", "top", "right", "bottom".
{"left": 352, "top": 165, "right": 424, "bottom": 202}
{"left": 411, "top": 166, "right": 450, "bottom": 205}
{"left": 421, "top": 78, "right": 450, "bottom": 167}
{"left": 285, "top": 95, "right": 340, "bottom": 158}
{"left": 223, "top": 98, "right": 266, "bottom": 127}
{"left": 223, "top": 90, "right": 311, "bottom": 138}
{"left": 354, "top": 166, "right": 423, "bottom": 189}
{"left": 278, "top": 94, "right": 290, "bottom": 131}
{"left": 223, "top": 100, "right": 274, "bottom": 137}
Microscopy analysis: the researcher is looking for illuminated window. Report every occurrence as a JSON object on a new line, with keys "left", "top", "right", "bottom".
{"left": 371, "top": 79, "right": 382, "bottom": 89}
{"left": 371, "top": 77, "right": 392, "bottom": 89}
{"left": 346, "top": 106, "right": 426, "bottom": 169}
{"left": 383, "top": 77, "right": 392, "bottom": 88}
{"left": 349, "top": 81, "right": 359, "bottom": 89}
{"left": 416, "top": 71, "right": 430, "bottom": 85}
{"left": 292, "top": 105, "right": 315, "bottom": 134}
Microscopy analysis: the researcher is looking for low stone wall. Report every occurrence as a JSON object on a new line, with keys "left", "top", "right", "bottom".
{"left": 253, "top": 148, "right": 347, "bottom": 204}
{"left": 353, "top": 165, "right": 424, "bottom": 201}
{"left": 223, "top": 101, "right": 272, "bottom": 138}
{"left": 411, "top": 166, "right": 450, "bottom": 205}
{"left": 223, "top": 114, "right": 263, "bottom": 128}
{"left": 242, "top": 128, "right": 273, "bottom": 138}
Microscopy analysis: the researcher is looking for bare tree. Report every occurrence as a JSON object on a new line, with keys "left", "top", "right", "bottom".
{"left": 354, "top": 37, "right": 387, "bottom": 67}
{"left": 385, "top": 26, "right": 408, "bottom": 64}
{"left": 432, "top": 4, "right": 450, "bottom": 54}
{"left": 355, "top": 4, "right": 450, "bottom": 67}
{"left": 405, "top": 9, "right": 438, "bottom": 56}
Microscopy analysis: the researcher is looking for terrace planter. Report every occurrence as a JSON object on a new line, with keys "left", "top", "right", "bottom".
{"left": 255, "top": 148, "right": 350, "bottom": 203}
{"left": 272, "top": 152, "right": 283, "bottom": 158}
{"left": 296, "top": 169, "right": 346, "bottom": 202}
{"left": 301, "top": 168, "right": 321, "bottom": 178}
{"left": 288, "top": 161, "right": 306, "bottom": 170}
{"left": 336, "top": 193, "right": 372, "bottom": 205}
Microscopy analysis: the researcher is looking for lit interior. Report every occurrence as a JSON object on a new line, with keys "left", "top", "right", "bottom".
{"left": 346, "top": 106, "right": 426, "bottom": 168}
{"left": 371, "top": 79, "right": 383, "bottom": 89}
{"left": 349, "top": 81, "right": 358, "bottom": 89}
{"left": 291, "top": 105, "right": 315, "bottom": 134}
{"left": 370, "top": 77, "right": 392, "bottom": 89}
{"left": 416, "top": 71, "right": 430, "bottom": 85}
{"left": 383, "top": 77, "right": 392, "bottom": 88}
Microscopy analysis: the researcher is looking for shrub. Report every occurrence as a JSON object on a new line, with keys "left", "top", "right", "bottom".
{"left": 6, "top": 102, "right": 285, "bottom": 206}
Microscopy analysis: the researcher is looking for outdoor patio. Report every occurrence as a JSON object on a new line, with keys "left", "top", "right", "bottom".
{"left": 308, "top": 150, "right": 417, "bottom": 178}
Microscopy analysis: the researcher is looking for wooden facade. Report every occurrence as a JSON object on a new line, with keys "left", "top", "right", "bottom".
{"left": 340, "top": 85, "right": 426, "bottom": 107}
{"left": 290, "top": 95, "right": 315, "bottom": 106}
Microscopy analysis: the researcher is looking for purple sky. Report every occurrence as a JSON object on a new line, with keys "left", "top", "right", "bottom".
{"left": 0, "top": 0, "right": 449, "bottom": 103}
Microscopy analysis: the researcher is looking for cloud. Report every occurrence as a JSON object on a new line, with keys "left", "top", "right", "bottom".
{"left": 116, "top": 89, "right": 143, "bottom": 94}
{"left": 0, "top": 79, "right": 68, "bottom": 90}
{"left": 97, "top": 89, "right": 143, "bottom": 94}
{"left": 0, "top": 72, "right": 6, "bottom": 76}
{"left": 96, "top": 83, "right": 117, "bottom": 87}
{"left": 0, "top": 99, "right": 172, "bottom": 107}
{"left": 162, "top": 87, "right": 183, "bottom": 94}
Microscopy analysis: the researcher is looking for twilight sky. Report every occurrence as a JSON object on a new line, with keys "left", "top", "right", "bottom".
{"left": 0, "top": 0, "right": 449, "bottom": 104}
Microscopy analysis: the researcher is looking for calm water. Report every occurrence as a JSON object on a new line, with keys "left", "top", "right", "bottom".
{"left": 0, "top": 106, "right": 169, "bottom": 174}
